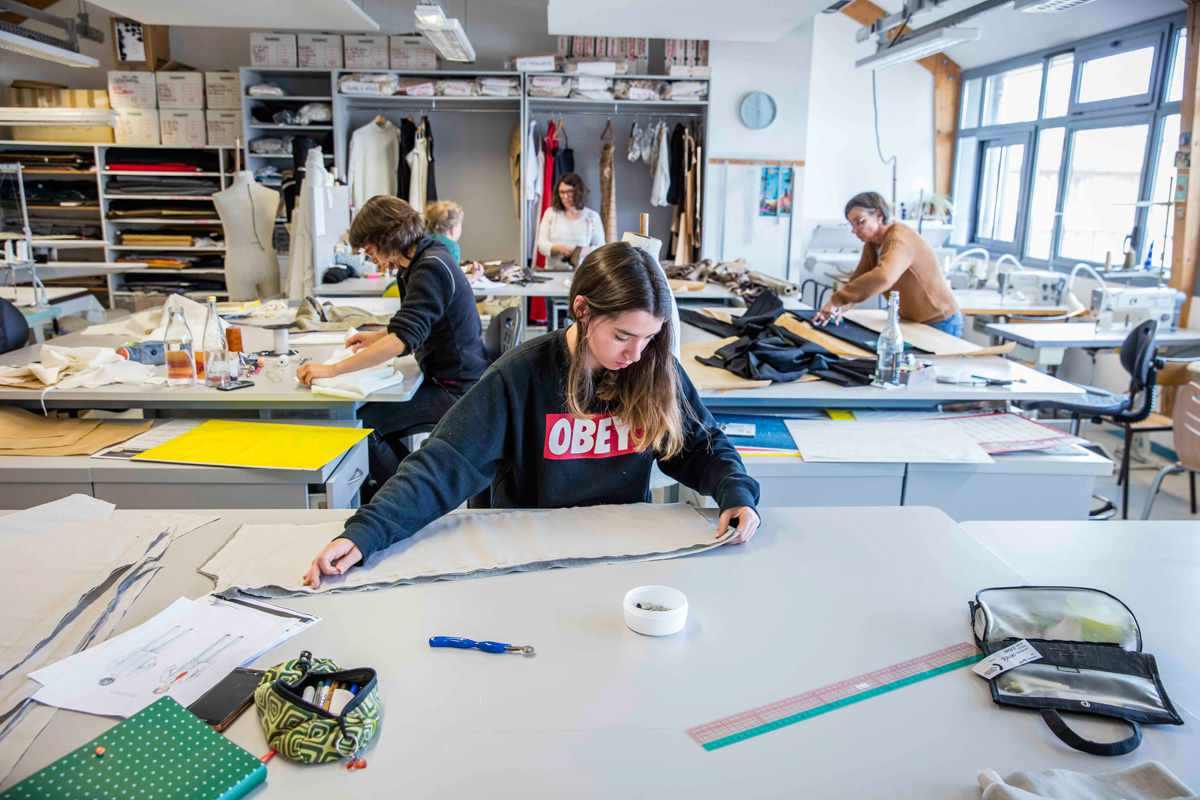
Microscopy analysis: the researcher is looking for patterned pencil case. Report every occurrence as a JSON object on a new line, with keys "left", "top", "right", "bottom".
{"left": 970, "top": 586, "right": 1183, "bottom": 756}
{"left": 255, "top": 650, "right": 381, "bottom": 764}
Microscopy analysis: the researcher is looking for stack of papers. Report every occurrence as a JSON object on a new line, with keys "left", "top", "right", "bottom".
{"left": 0, "top": 496, "right": 217, "bottom": 780}
{"left": 30, "top": 594, "right": 317, "bottom": 718}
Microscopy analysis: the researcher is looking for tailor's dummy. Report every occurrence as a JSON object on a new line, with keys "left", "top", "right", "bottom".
{"left": 213, "top": 171, "right": 281, "bottom": 300}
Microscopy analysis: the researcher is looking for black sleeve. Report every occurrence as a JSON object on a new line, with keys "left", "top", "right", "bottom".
{"left": 386, "top": 256, "right": 455, "bottom": 355}
{"left": 656, "top": 361, "right": 761, "bottom": 512}
{"left": 340, "top": 367, "right": 512, "bottom": 559}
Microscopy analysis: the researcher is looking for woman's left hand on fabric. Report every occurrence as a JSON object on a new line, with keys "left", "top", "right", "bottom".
{"left": 717, "top": 506, "right": 760, "bottom": 544}
{"left": 296, "top": 362, "right": 337, "bottom": 386}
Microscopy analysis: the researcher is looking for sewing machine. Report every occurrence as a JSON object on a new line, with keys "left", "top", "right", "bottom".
{"left": 1090, "top": 286, "right": 1185, "bottom": 332}
{"left": 997, "top": 269, "right": 1067, "bottom": 306}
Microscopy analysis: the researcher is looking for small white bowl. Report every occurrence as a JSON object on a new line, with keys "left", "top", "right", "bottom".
{"left": 623, "top": 585, "right": 688, "bottom": 636}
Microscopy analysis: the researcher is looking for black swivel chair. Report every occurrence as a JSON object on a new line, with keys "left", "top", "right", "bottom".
{"left": 1021, "top": 319, "right": 1163, "bottom": 518}
{"left": 0, "top": 297, "right": 31, "bottom": 355}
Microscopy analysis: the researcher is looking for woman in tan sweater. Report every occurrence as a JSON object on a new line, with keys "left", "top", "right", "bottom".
{"left": 815, "top": 191, "right": 963, "bottom": 336}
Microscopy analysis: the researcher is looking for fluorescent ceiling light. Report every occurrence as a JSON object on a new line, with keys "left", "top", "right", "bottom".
{"left": 417, "top": 17, "right": 476, "bottom": 63}
{"left": 0, "top": 29, "right": 99, "bottom": 68}
{"left": 414, "top": 0, "right": 448, "bottom": 27}
{"left": 855, "top": 27, "right": 980, "bottom": 70}
{"left": 0, "top": 107, "right": 114, "bottom": 124}
{"left": 1013, "top": 0, "right": 1098, "bottom": 10}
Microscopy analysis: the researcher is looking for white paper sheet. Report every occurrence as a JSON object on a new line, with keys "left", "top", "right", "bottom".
{"left": 92, "top": 419, "right": 204, "bottom": 460}
{"left": 784, "top": 420, "right": 994, "bottom": 463}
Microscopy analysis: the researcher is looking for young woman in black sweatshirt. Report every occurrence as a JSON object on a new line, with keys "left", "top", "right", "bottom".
{"left": 303, "top": 241, "right": 761, "bottom": 589}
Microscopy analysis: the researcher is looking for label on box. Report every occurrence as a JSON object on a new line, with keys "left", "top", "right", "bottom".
{"left": 573, "top": 36, "right": 586, "bottom": 57}
{"left": 345, "top": 35, "right": 389, "bottom": 69}
{"left": 697, "top": 40, "right": 709, "bottom": 66}
{"left": 205, "top": 110, "right": 240, "bottom": 146}
{"left": 557, "top": 36, "right": 570, "bottom": 55}
{"left": 479, "top": 82, "right": 512, "bottom": 97}
{"left": 298, "top": 34, "right": 343, "bottom": 68}
{"left": 515, "top": 54, "right": 557, "bottom": 72}
{"left": 250, "top": 33, "right": 297, "bottom": 68}
{"left": 390, "top": 36, "right": 437, "bottom": 70}
{"left": 686, "top": 39, "right": 698, "bottom": 66}
{"left": 441, "top": 81, "right": 473, "bottom": 97}
{"left": 628, "top": 86, "right": 657, "bottom": 101}
{"left": 532, "top": 75, "right": 564, "bottom": 88}
{"left": 595, "top": 38, "right": 608, "bottom": 58}
{"left": 576, "top": 61, "right": 616, "bottom": 76}
{"left": 971, "top": 640, "right": 1042, "bottom": 680}
{"left": 204, "top": 73, "right": 240, "bottom": 109}
{"left": 108, "top": 71, "right": 157, "bottom": 109}
{"left": 403, "top": 82, "right": 435, "bottom": 97}
{"left": 159, "top": 109, "right": 206, "bottom": 145}
{"left": 114, "top": 109, "right": 159, "bottom": 145}
{"left": 157, "top": 73, "right": 205, "bottom": 109}
{"left": 577, "top": 76, "right": 608, "bottom": 91}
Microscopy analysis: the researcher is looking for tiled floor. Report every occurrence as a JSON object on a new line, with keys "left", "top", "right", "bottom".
{"left": 1085, "top": 423, "right": 1197, "bottom": 521}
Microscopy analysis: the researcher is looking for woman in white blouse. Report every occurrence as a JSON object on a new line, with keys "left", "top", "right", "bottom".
{"left": 537, "top": 173, "right": 605, "bottom": 269}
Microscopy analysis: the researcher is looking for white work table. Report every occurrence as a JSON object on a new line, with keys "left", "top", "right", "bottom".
{"left": 682, "top": 322, "right": 1086, "bottom": 410}
{"left": 317, "top": 272, "right": 744, "bottom": 302}
{"left": 0, "top": 330, "right": 422, "bottom": 420}
{"left": 1, "top": 261, "right": 147, "bottom": 282}
{"left": 962, "top": 519, "right": 1200, "bottom": 719}
{"left": 985, "top": 322, "right": 1200, "bottom": 349}
{"left": 953, "top": 289, "right": 1072, "bottom": 317}
{"left": 5, "top": 506, "right": 1198, "bottom": 797}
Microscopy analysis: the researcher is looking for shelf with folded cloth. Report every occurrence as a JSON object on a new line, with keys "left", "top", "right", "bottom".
{"left": 108, "top": 245, "right": 226, "bottom": 251}
{"left": 101, "top": 170, "right": 224, "bottom": 177}
{"left": 247, "top": 124, "right": 334, "bottom": 130}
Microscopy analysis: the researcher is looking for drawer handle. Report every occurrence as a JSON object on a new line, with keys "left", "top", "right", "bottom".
{"left": 345, "top": 468, "right": 365, "bottom": 485}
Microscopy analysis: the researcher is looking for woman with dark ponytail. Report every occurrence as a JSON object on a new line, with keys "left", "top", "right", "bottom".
{"left": 304, "top": 241, "right": 760, "bottom": 588}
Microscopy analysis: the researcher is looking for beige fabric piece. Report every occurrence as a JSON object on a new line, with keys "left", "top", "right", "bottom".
{"left": 201, "top": 503, "right": 731, "bottom": 597}
{"left": 668, "top": 279, "right": 706, "bottom": 293}
{"left": 978, "top": 762, "right": 1196, "bottom": 800}
{"left": 292, "top": 301, "right": 391, "bottom": 332}
{"left": 0, "top": 702, "right": 56, "bottom": 787}
{"left": 681, "top": 338, "right": 774, "bottom": 391}
{"left": 0, "top": 409, "right": 151, "bottom": 457}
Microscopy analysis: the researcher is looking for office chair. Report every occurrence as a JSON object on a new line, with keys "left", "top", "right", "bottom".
{"left": 0, "top": 298, "right": 30, "bottom": 355}
{"left": 1021, "top": 319, "right": 1163, "bottom": 519}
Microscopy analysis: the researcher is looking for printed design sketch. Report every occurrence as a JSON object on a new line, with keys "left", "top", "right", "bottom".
{"left": 98, "top": 626, "right": 193, "bottom": 686}
{"left": 154, "top": 634, "right": 245, "bottom": 695}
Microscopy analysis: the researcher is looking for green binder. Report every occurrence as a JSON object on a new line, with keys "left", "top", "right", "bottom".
{"left": 3, "top": 697, "right": 266, "bottom": 800}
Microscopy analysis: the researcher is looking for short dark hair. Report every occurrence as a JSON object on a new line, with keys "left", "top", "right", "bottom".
{"left": 551, "top": 173, "right": 588, "bottom": 212}
{"left": 349, "top": 195, "right": 425, "bottom": 260}
{"left": 845, "top": 191, "right": 892, "bottom": 225}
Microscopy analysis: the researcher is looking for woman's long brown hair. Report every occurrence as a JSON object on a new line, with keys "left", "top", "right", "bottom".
{"left": 565, "top": 242, "right": 690, "bottom": 459}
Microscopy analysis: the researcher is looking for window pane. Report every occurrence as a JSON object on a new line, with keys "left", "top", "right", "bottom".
{"left": 1166, "top": 29, "right": 1186, "bottom": 103}
{"left": 1078, "top": 46, "right": 1154, "bottom": 104}
{"left": 1042, "top": 53, "right": 1073, "bottom": 118}
{"left": 977, "top": 142, "right": 1025, "bottom": 243}
{"left": 1146, "top": 114, "right": 1180, "bottom": 272}
{"left": 1026, "top": 128, "right": 1065, "bottom": 260}
{"left": 961, "top": 77, "right": 982, "bottom": 129}
{"left": 983, "top": 64, "right": 1043, "bottom": 126}
{"left": 1059, "top": 125, "right": 1148, "bottom": 263}
{"left": 952, "top": 136, "right": 978, "bottom": 246}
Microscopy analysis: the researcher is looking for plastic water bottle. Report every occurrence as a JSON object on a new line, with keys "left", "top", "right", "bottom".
{"left": 201, "top": 296, "right": 230, "bottom": 388}
{"left": 874, "top": 291, "right": 904, "bottom": 386}
{"left": 164, "top": 307, "right": 196, "bottom": 387}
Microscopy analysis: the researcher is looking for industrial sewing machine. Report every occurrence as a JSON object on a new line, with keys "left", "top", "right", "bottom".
{"left": 997, "top": 269, "right": 1067, "bottom": 306}
{"left": 1090, "top": 286, "right": 1185, "bottom": 332}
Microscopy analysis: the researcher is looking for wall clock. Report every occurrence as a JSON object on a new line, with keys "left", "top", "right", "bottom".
{"left": 740, "top": 91, "right": 777, "bottom": 129}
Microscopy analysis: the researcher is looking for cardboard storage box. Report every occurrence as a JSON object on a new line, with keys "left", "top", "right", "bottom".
{"left": 390, "top": 36, "right": 437, "bottom": 70}
{"left": 108, "top": 71, "right": 156, "bottom": 109}
{"left": 299, "top": 34, "right": 343, "bottom": 68}
{"left": 111, "top": 18, "right": 170, "bottom": 71}
{"left": 205, "top": 110, "right": 240, "bottom": 147}
{"left": 114, "top": 109, "right": 160, "bottom": 144}
{"left": 157, "top": 72, "right": 205, "bottom": 109}
{"left": 6, "top": 85, "right": 114, "bottom": 143}
{"left": 250, "top": 33, "right": 297, "bottom": 68}
{"left": 159, "top": 109, "right": 206, "bottom": 145}
{"left": 344, "top": 35, "right": 389, "bottom": 69}
{"left": 204, "top": 72, "right": 240, "bottom": 109}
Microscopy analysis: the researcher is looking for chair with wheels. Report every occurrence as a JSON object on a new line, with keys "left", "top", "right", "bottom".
{"left": 0, "top": 297, "right": 31, "bottom": 355}
{"left": 1140, "top": 381, "right": 1200, "bottom": 519}
{"left": 1021, "top": 320, "right": 1163, "bottom": 519}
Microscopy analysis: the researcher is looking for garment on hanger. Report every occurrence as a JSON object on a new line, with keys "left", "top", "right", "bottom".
{"left": 600, "top": 119, "right": 617, "bottom": 244}
{"left": 673, "top": 131, "right": 696, "bottom": 263}
{"left": 422, "top": 116, "right": 438, "bottom": 203}
{"left": 650, "top": 122, "right": 670, "bottom": 207}
{"left": 348, "top": 119, "right": 399, "bottom": 210}
{"left": 406, "top": 129, "right": 429, "bottom": 210}
{"left": 534, "top": 120, "right": 559, "bottom": 269}
{"left": 667, "top": 123, "right": 686, "bottom": 205}
{"left": 524, "top": 120, "right": 542, "bottom": 203}
{"left": 287, "top": 148, "right": 332, "bottom": 300}
{"left": 397, "top": 117, "right": 418, "bottom": 200}
{"left": 285, "top": 135, "right": 318, "bottom": 222}
{"left": 508, "top": 123, "right": 522, "bottom": 216}
{"left": 553, "top": 120, "right": 574, "bottom": 181}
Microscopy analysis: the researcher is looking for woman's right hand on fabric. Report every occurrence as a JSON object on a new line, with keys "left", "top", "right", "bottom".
{"left": 346, "top": 329, "right": 387, "bottom": 353}
{"left": 302, "top": 538, "right": 363, "bottom": 590}
{"left": 814, "top": 298, "right": 854, "bottom": 326}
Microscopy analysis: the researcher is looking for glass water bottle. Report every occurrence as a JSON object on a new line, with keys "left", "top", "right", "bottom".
{"left": 164, "top": 307, "right": 196, "bottom": 388}
{"left": 874, "top": 291, "right": 904, "bottom": 386}
{"left": 201, "top": 296, "right": 230, "bottom": 388}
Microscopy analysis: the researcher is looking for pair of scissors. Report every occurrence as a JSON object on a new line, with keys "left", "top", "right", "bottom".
{"left": 429, "top": 637, "right": 534, "bottom": 655}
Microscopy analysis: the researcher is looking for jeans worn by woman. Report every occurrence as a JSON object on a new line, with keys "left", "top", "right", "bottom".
{"left": 927, "top": 310, "right": 964, "bottom": 337}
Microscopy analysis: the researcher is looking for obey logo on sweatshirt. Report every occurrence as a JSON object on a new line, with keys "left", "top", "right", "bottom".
{"left": 543, "top": 413, "right": 643, "bottom": 460}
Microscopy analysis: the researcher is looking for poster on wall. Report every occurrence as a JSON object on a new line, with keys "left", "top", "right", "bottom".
{"left": 759, "top": 167, "right": 780, "bottom": 216}
{"left": 779, "top": 168, "right": 793, "bottom": 216}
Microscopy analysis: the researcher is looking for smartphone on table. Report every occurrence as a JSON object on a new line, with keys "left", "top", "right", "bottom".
{"left": 187, "top": 667, "right": 265, "bottom": 730}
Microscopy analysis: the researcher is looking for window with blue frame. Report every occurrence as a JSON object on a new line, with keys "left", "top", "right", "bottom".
{"left": 954, "top": 13, "right": 1185, "bottom": 274}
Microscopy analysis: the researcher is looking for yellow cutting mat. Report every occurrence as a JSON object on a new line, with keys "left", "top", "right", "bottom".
{"left": 131, "top": 420, "right": 371, "bottom": 470}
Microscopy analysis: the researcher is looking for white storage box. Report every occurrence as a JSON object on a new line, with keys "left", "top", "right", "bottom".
{"left": 114, "top": 109, "right": 160, "bottom": 144}
{"left": 157, "top": 72, "right": 205, "bottom": 109}
{"left": 390, "top": 35, "right": 437, "bottom": 70}
{"left": 205, "top": 110, "right": 240, "bottom": 147}
{"left": 250, "top": 33, "right": 298, "bottom": 68}
{"left": 159, "top": 109, "right": 206, "bottom": 145}
{"left": 299, "top": 34, "right": 343, "bottom": 68}
{"left": 107, "top": 71, "right": 156, "bottom": 109}
{"left": 204, "top": 72, "right": 241, "bottom": 109}
{"left": 344, "top": 35, "right": 389, "bottom": 69}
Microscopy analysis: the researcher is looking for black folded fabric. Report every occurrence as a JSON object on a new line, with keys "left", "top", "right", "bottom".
{"left": 788, "top": 309, "right": 930, "bottom": 355}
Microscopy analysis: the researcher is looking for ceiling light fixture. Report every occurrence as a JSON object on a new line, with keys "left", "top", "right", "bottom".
{"left": 0, "top": 106, "right": 115, "bottom": 124}
{"left": 855, "top": 27, "right": 980, "bottom": 70}
{"left": 414, "top": 0, "right": 448, "bottom": 27}
{"left": 414, "top": 0, "right": 476, "bottom": 63}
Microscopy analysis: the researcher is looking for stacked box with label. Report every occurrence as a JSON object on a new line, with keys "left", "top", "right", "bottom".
{"left": 345, "top": 35, "right": 389, "bottom": 69}
{"left": 299, "top": 34, "right": 343, "bottom": 68}
{"left": 250, "top": 33, "right": 298, "bottom": 67}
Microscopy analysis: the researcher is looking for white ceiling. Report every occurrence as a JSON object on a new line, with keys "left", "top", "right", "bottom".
{"left": 84, "top": 0, "right": 380, "bottom": 30}
{"left": 546, "top": 0, "right": 830, "bottom": 42}
{"left": 869, "top": 0, "right": 1183, "bottom": 70}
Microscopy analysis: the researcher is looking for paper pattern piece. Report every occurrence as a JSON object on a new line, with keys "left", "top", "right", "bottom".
{"left": 132, "top": 420, "right": 370, "bottom": 470}
{"left": 0, "top": 408, "right": 151, "bottom": 457}
{"left": 784, "top": 419, "right": 994, "bottom": 463}
{"left": 202, "top": 503, "right": 730, "bottom": 597}
{"left": 938, "top": 411, "right": 1089, "bottom": 454}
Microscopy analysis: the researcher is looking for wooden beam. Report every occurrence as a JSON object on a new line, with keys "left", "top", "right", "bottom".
{"left": 841, "top": 0, "right": 962, "bottom": 197}
{"left": 1171, "top": 0, "right": 1200, "bottom": 326}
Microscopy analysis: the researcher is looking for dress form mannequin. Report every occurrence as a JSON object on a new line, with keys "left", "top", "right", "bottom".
{"left": 213, "top": 171, "right": 280, "bottom": 300}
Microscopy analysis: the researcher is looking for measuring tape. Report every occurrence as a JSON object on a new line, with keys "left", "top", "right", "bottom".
{"left": 686, "top": 641, "right": 983, "bottom": 751}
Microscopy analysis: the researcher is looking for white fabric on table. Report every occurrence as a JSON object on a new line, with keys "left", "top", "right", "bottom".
{"left": 978, "top": 763, "right": 1195, "bottom": 800}
{"left": 201, "top": 503, "right": 729, "bottom": 597}
{"left": 0, "top": 346, "right": 156, "bottom": 390}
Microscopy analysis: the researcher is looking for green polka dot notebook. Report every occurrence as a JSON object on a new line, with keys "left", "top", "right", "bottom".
{"left": 2, "top": 697, "right": 266, "bottom": 800}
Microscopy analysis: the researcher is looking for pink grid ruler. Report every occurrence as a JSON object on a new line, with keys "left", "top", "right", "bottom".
{"left": 686, "top": 641, "right": 982, "bottom": 751}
